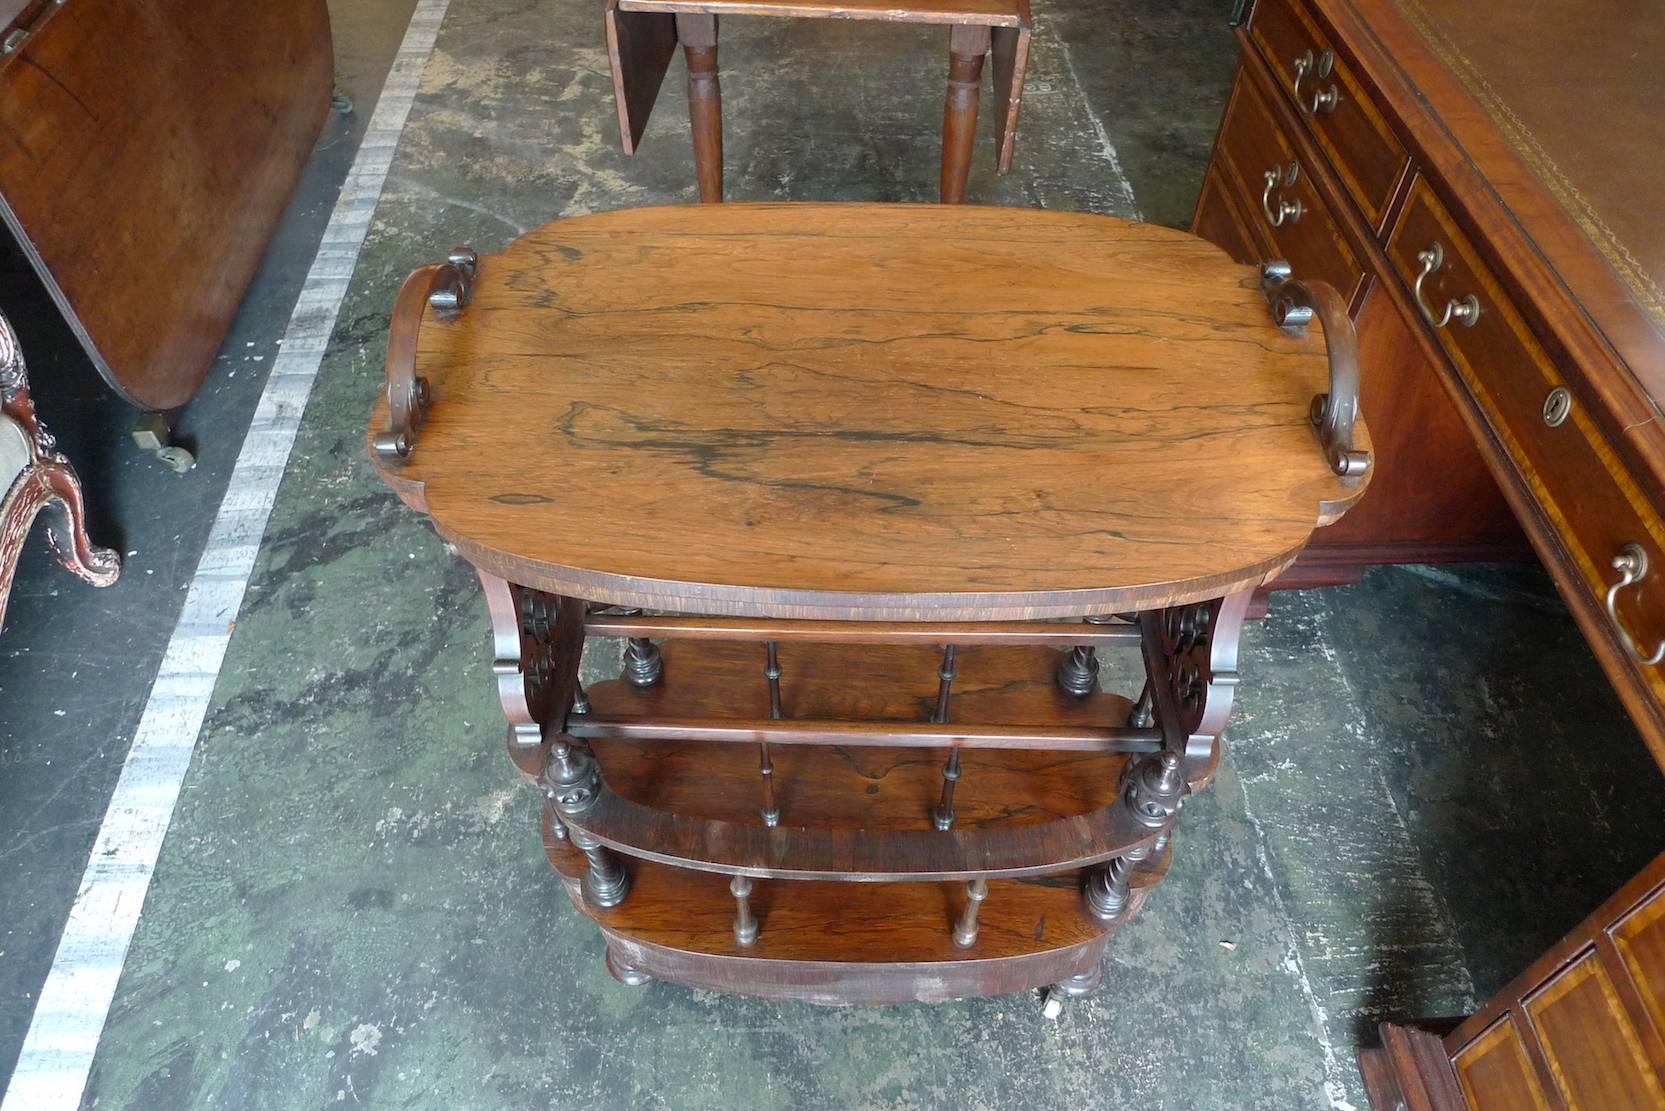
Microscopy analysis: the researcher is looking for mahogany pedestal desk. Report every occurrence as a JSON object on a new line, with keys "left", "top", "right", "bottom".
{"left": 602, "top": 0, "right": 1030, "bottom": 203}
{"left": 368, "top": 204, "right": 1370, "bottom": 1005}
{"left": 1196, "top": 0, "right": 1665, "bottom": 1104}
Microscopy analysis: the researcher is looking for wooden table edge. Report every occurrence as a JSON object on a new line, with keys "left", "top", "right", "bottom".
{"left": 438, "top": 526, "right": 1305, "bottom": 620}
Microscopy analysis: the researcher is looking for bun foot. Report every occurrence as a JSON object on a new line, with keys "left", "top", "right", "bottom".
{"left": 605, "top": 948, "right": 652, "bottom": 987}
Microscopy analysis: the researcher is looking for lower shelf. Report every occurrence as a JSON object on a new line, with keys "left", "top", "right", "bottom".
{"left": 543, "top": 809, "right": 1171, "bottom": 1004}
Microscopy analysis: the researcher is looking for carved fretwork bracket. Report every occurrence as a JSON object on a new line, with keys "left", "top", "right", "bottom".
{"left": 1260, "top": 260, "right": 1371, "bottom": 480}
{"left": 1137, "top": 590, "right": 1252, "bottom": 765}
{"left": 477, "top": 570, "right": 586, "bottom": 780}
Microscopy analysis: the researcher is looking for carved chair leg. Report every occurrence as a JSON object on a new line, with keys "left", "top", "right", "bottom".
{"left": 941, "top": 24, "right": 990, "bottom": 204}
{"left": 0, "top": 464, "right": 121, "bottom": 630}
{"left": 676, "top": 13, "right": 723, "bottom": 203}
{"left": 37, "top": 462, "right": 121, "bottom": 587}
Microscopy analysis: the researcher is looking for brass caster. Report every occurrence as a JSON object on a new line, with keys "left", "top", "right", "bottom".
{"left": 132, "top": 412, "right": 196, "bottom": 474}
{"left": 157, "top": 446, "right": 196, "bottom": 474}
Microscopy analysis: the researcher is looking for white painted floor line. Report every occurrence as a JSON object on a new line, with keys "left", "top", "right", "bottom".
{"left": 1059, "top": 39, "right": 1145, "bottom": 220}
{"left": 1, "top": 1, "right": 451, "bottom": 1105}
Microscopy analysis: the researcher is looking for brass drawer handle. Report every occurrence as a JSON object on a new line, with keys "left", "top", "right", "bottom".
{"left": 1292, "top": 49, "right": 1313, "bottom": 100}
{"left": 1261, "top": 161, "right": 1304, "bottom": 227}
{"left": 1412, "top": 241, "right": 1480, "bottom": 328}
{"left": 1292, "top": 48, "right": 1339, "bottom": 114}
{"left": 1606, "top": 543, "right": 1665, "bottom": 666}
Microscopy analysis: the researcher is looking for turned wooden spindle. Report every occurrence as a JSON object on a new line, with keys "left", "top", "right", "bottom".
{"left": 930, "top": 645, "right": 961, "bottom": 830}
{"left": 1058, "top": 613, "right": 1118, "bottom": 696}
{"left": 731, "top": 874, "right": 759, "bottom": 946}
{"left": 676, "top": 13, "right": 723, "bottom": 203}
{"left": 1084, "top": 854, "right": 1133, "bottom": 921}
{"left": 940, "top": 25, "right": 991, "bottom": 204}
{"left": 570, "top": 828, "right": 631, "bottom": 908}
{"left": 759, "top": 641, "right": 782, "bottom": 826}
{"left": 624, "top": 636, "right": 663, "bottom": 687}
{"left": 1086, "top": 750, "right": 1188, "bottom": 921}
{"left": 572, "top": 679, "right": 591, "bottom": 715}
{"left": 952, "top": 877, "right": 988, "bottom": 947}
{"left": 1129, "top": 679, "right": 1155, "bottom": 727}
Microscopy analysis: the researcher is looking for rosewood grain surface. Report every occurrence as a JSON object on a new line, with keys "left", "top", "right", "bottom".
{"left": 0, "top": 0, "right": 333, "bottom": 410}
{"left": 369, "top": 203, "right": 1366, "bottom": 619}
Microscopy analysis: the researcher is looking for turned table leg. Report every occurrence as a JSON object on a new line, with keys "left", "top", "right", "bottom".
{"left": 676, "top": 13, "right": 723, "bottom": 203}
{"left": 941, "top": 24, "right": 990, "bottom": 204}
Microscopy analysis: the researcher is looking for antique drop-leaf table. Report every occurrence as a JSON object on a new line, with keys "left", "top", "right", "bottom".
{"left": 368, "top": 203, "right": 1371, "bottom": 1006}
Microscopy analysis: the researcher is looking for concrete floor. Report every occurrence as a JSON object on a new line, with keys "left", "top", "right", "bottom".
{"left": 2, "top": 0, "right": 1663, "bottom": 1107}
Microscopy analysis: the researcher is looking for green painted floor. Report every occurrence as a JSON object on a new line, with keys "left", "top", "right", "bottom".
{"left": 72, "top": 0, "right": 1665, "bottom": 1106}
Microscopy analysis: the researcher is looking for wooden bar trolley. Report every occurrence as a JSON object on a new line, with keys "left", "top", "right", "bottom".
{"left": 367, "top": 204, "right": 1371, "bottom": 1006}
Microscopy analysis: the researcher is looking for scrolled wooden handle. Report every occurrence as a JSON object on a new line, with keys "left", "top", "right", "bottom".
{"left": 1259, "top": 262, "right": 1370, "bottom": 479}
{"left": 373, "top": 247, "right": 479, "bottom": 461}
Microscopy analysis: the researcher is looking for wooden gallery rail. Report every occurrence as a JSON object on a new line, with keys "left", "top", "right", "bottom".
{"left": 367, "top": 203, "right": 1371, "bottom": 1007}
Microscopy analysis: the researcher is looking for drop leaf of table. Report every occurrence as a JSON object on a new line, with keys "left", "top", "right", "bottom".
{"left": 367, "top": 202, "right": 1369, "bottom": 1006}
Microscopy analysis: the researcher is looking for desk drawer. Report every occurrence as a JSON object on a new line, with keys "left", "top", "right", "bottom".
{"left": 1387, "top": 178, "right": 1665, "bottom": 675}
{"left": 1218, "top": 71, "right": 1364, "bottom": 302}
{"left": 1249, "top": 0, "right": 1408, "bottom": 229}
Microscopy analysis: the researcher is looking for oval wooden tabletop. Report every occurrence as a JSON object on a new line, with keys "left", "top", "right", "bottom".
{"left": 370, "top": 204, "right": 1368, "bottom": 619}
